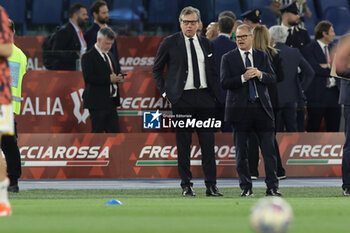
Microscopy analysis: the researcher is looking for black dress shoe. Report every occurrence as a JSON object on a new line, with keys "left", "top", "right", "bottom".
{"left": 240, "top": 188, "right": 254, "bottom": 197}
{"left": 182, "top": 186, "right": 196, "bottom": 197}
{"left": 343, "top": 188, "right": 350, "bottom": 196}
{"left": 266, "top": 188, "right": 282, "bottom": 197}
{"left": 206, "top": 185, "right": 223, "bottom": 197}
{"left": 8, "top": 185, "right": 19, "bottom": 193}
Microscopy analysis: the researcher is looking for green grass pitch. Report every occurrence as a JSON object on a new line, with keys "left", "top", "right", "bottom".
{"left": 1, "top": 187, "right": 350, "bottom": 233}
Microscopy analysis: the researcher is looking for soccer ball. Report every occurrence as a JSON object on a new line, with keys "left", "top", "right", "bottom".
{"left": 250, "top": 197, "right": 293, "bottom": 233}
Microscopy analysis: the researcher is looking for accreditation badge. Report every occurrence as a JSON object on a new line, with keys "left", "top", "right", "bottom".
{"left": 0, "top": 104, "right": 14, "bottom": 135}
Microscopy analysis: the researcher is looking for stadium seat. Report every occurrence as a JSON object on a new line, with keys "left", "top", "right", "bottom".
{"left": 315, "top": 0, "right": 350, "bottom": 18}
{"left": 109, "top": 0, "right": 144, "bottom": 24}
{"left": 0, "top": 0, "right": 27, "bottom": 34}
{"left": 244, "top": 0, "right": 271, "bottom": 11}
{"left": 303, "top": 0, "right": 319, "bottom": 35}
{"left": 31, "top": 0, "right": 63, "bottom": 25}
{"left": 323, "top": 7, "right": 350, "bottom": 36}
{"left": 215, "top": 0, "right": 242, "bottom": 20}
{"left": 148, "top": 0, "right": 178, "bottom": 24}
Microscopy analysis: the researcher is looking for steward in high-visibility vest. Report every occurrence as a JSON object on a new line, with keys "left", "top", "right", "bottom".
{"left": 8, "top": 43, "right": 27, "bottom": 114}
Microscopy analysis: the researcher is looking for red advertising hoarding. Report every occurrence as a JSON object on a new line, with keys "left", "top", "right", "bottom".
{"left": 19, "top": 133, "right": 344, "bottom": 179}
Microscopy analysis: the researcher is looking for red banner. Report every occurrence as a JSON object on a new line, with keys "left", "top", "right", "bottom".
{"left": 18, "top": 133, "right": 344, "bottom": 179}
{"left": 16, "top": 70, "right": 170, "bottom": 133}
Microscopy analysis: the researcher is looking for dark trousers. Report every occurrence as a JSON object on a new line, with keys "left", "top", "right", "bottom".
{"left": 248, "top": 132, "right": 285, "bottom": 177}
{"left": 296, "top": 101, "right": 306, "bottom": 132}
{"left": 88, "top": 107, "right": 120, "bottom": 133}
{"left": 277, "top": 102, "right": 298, "bottom": 132}
{"left": 233, "top": 100, "right": 278, "bottom": 190}
{"left": 2, "top": 119, "right": 21, "bottom": 186}
{"left": 343, "top": 105, "right": 350, "bottom": 189}
{"left": 172, "top": 89, "right": 217, "bottom": 189}
{"left": 307, "top": 87, "right": 341, "bottom": 132}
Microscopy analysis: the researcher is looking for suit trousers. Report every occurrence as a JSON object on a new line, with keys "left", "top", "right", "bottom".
{"left": 343, "top": 105, "right": 350, "bottom": 189}
{"left": 171, "top": 89, "right": 217, "bottom": 189}
{"left": 2, "top": 119, "right": 21, "bottom": 186}
{"left": 88, "top": 107, "right": 120, "bottom": 133}
{"left": 307, "top": 87, "right": 341, "bottom": 132}
{"left": 277, "top": 102, "right": 298, "bottom": 132}
{"left": 233, "top": 100, "right": 278, "bottom": 190}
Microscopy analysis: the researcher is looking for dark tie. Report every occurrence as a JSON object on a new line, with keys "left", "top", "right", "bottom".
{"left": 287, "top": 28, "right": 292, "bottom": 37}
{"left": 245, "top": 52, "right": 256, "bottom": 102}
{"left": 103, "top": 53, "right": 116, "bottom": 97}
{"left": 189, "top": 38, "right": 200, "bottom": 88}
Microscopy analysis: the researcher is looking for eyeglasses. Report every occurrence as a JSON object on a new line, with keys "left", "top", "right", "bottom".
{"left": 181, "top": 20, "right": 199, "bottom": 25}
{"left": 236, "top": 34, "right": 251, "bottom": 40}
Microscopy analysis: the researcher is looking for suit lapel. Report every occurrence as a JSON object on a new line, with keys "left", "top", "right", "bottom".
{"left": 178, "top": 33, "right": 188, "bottom": 67}
{"left": 233, "top": 48, "right": 245, "bottom": 71}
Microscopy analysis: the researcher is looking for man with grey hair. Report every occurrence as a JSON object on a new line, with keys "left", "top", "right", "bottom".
{"left": 153, "top": 6, "right": 223, "bottom": 197}
{"left": 82, "top": 27, "right": 125, "bottom": 133}
{"left": 221, "top": 24, "right": 281, "bottom": 197}
{"left": 269, "top": 25, "right": 314, "bottom": 132}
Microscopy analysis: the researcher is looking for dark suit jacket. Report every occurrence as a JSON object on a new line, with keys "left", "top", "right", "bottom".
{"left": 52, "top": 22, "right": 81, "bottom": 70}
{"left": 303, "top": 40, "right": 336, "bottom": 104}
{"left": 275, "top": 42, "right": 314, "bottom": 104}
{"left": 221, "top": 48, "right": 276, "bottom": 122}
{"left": 212, "top": 34, "right": 236, "bottom": 103}
{"left": 84, "top": 23, "right": 121, "bottom": 72}
{"left": 82, "top": 46, "right": 121, "bottom": 109}
{"left": 266, "top": 48, "right": 284, "bottom": 110}
{"left": 286, "top": 26, "right": 311, "bottom": 52}
{"left": 340, "top": 79, "right": 350, "bottom": 105}
{"left": 152, "top": 32, "right": 221, "bottom": 104}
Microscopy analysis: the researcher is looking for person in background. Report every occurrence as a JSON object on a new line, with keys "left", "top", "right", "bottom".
{"left": 84, "top": 0, "right": 121, "bottom": 71}
{"left": 221, "top": 24, "right": 281, "bottom": 197}
{"left": 233, "top": 20, "right": 243, "bottom": 41}
{"left": 212, "top": 16, "right": 236, "bottom": 132}
{"left": 335, "top": 33, "right": 350, "bottom": 196}
{"left": 153, "top": 6, "right": 223, "bottom": 197}
{"left": 269, "top": 25, "right": 313, "bottom": 132}
{"left": 82, "top": 27, "right": 124, "bottom": 133}
{"left": 270, "top": 0, "right": 312, "bottom": 25}
{"left": 3, "top": 19, "right": 27, "bottom": 193}
{"left": 249, "top": 25, "right": 286, "bottom": 180}
{"left": 303, "top": 20, "right": 340, "bottom": 132}
{"left": 52, "top": 3, "right": 88, "bottom": 70}
{"left": 205, "top": 22, "right": 218, "bottom": 40}
{"left": 218, "top": 10, "right": 236, "bottom": 41}
{"left": 279, "top": 1, "right": 311, "bottom": 132}
{"left": 241, "top": 9, "right": 261, "bottom": 29}
{"left": 0, "top": 5, "right": 14, "bottom": 217}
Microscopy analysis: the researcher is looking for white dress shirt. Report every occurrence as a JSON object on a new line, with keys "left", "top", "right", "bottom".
{"left": 183, "top": 34, "right": 208, "bottom": 90}
{"left": 94, "top": 44, "right": 118, "bottom": 97}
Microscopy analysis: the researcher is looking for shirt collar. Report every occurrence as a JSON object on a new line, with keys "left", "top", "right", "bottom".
{"left": 238, "top": 47, "right": 253, "bottom": 58}
{"left": 94, "top": 44, "right": 107, "bottom": 59}
{"left": 69, "top": 20, "right": 81, "bottom": 33}
{"left": 317, "top": 40, "right": 327, "bottom": 49}
{"left": 218, "top": 33, "right": 231, "bottom": 38}
{"left": 184, "top": 33, "right": 199, "bottom": 42}
{"left": 281, "top": 23, "right": 293, "bottom": 31}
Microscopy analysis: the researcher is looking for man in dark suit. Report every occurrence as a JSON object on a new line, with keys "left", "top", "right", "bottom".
{"left": 269, "top": 25, "right": 314, "bottom": 132}
{"left": 153, "top": 6, "right": 223, "bottom": 197}
{"left": 279, "top": 1, "right": 311, "bottom": 132}
{"left": 221, "top": 24, "right": 281, "bottom": 197}
{"left": 212, "top": 16, "right": 236, "bottom": 132}
{"left": 52, "top": 3, "right": 88, "bottom": 70}
{"left": 84, "top": 0, "right": 120, "bottom": 69}
{"left": 82, "top": 27, "right": 124, "bottom": 133}
{"left": 335, "top": 33, "right": 350, "bottom": 196}
{"left": 303, "top": 21, "right": 340, "bottom": 132}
